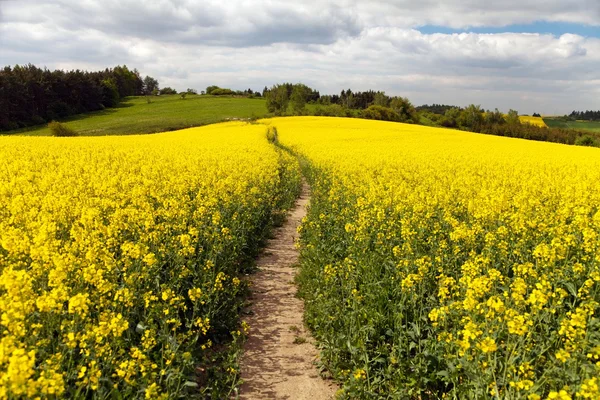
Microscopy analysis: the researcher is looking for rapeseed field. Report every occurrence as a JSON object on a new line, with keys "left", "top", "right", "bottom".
{"left": 0, "top": 122, "right": 300, "bottom": 398}
{"left": 519, "top": 116, "right": 548, "bottom": 128}
{"left": 274, "top": 117, "right": 600, "bottom": 399}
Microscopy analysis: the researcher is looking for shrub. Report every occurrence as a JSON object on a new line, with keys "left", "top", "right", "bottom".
{"left": 48, "top": 121, "right": 78, "bottom": 137}
{"left": 313, "top": 104, "right": 347, "bottom": 118}
{"left": 361, "top": 105, "right": 401, "bottom": 122}
{"left": 210, "top": 88, "right": 235, "bottom": 96}
{"left": 159, "top": 87, "right": 177, "bottom": 95}
{"left": 575, "top": 135, "right": 600, "bottom": 147}
{"left": 266, "top": 126, "right": 278, "bottom": 143}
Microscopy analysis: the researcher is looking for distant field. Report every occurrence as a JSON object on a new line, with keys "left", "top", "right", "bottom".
{"left": 543, "top": 117, "right": 600, "bottom": 132}
{"left": 4, "top": 95, "right": 269, "bottom": 136}
{"left": 519, "top": 115, "right": 547, "bottom": 127}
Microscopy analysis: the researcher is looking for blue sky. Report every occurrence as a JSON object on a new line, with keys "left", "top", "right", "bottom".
{"left": 418, "top": 21, "right": 600, "bottom": 38}
{"left": 1, "top": 0, "right": 599, "bottom": 114}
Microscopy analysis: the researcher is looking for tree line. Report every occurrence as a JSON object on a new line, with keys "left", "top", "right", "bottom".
{"left": 264, "top": 83, "right": 419, "bottom": 123}
{"left": 569, "top": 110, "right": 600, "bottom": 121}
{"left": 416, "top": 104, "right": 459, "bottom": 115}
{"left": 425, "top": 105, "right": 600, "bottom": 146}
{"left": 0, "top": 64, "right": 158, "bottom": 131}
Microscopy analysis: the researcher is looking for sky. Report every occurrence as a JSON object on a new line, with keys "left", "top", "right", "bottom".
{"left": 1, "top": 0, "right": 599, "bottom": 114}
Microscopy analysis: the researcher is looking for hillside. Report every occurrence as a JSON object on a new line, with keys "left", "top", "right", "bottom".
{"left": 4, "top": 95, "right": 268, "bottom": 136}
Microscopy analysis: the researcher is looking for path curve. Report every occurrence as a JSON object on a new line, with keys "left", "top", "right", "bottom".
{"left": 238, "top": 182, "right": 337, "bottom": 400}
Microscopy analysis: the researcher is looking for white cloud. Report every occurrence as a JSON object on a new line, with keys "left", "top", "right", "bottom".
{"left": 0, "top": 0, "right": 599, "bottom": 114}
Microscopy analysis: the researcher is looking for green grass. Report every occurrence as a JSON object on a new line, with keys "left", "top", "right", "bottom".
{"left": 4, "top": 95, "right": 269, "bottom": 136}
{"left": 543, "top": 118, "right": 600, "bottom": 133}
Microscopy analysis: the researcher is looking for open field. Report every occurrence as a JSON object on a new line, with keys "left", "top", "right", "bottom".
{"left": 0, "top": 122, "right": 301, "bottom": 398}
{"left": 3, "top": 116, "right": 600, "bottom": 399}
{"left": 273, "top": 117, "right": 600, "bottom": 399}
{"left": 543, "top": 118, "right": 600, "bottom": 132}
{"left": 4, "top": 95, "right": 269, "bottom": 136}
{"left": 519, "top": 115, "right": 547, "bottom": 127}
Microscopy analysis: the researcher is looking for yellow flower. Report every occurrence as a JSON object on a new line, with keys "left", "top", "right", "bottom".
{"left": 477, "top": 337, "right": 498, "bottom": 353}
{"left": 188, "top": 288, "right": 202, "bottom": 302}
{"left": 353, "top": 369, "right": 366, "bottom": 380}
{"left": 548, "top": 390, "right": 572, "bottom": 400}
{"left": 556, "top": 349, "right": 571, "bottom": 363}
{"left": 68, "top": 293, "right": 90, "bottom": 316}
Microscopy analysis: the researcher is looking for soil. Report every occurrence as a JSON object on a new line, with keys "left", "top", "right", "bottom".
{"left": 238, "top": 183, "right": 337, "bottom": 399}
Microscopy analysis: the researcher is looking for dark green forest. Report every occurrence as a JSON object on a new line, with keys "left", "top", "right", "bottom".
{"left": 569, "top": 110, "right": 600, "bottom": 121}
{"left": 0, "top": 64, "right": 156, "bottom": 131}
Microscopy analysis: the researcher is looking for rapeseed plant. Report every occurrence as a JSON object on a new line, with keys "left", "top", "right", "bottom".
{"left": 276, "top": 116, "right": 600, "bottom": 399}
{"left": 0, "top": 122, "right": 300, "bottom": 398}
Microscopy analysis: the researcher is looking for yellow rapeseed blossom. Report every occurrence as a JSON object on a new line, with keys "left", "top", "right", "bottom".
{"left": 274, "top": 116, "right": 600, "bottom": 398}
{"left": 519, "top": 115, "right": 548, "bottom": 128}
{"left": 0, "top": 122, "right": 301, "bottom": 397}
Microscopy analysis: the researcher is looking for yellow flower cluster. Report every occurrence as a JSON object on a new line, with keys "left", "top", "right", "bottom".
{"left": 0, "top": 122, "right": 300, "bottom": 398}
{"left": 275, "top": 117, "right": 600, "bottom": 398}
{"left": 519, "top": 115, "right": 548, "bottom": 128}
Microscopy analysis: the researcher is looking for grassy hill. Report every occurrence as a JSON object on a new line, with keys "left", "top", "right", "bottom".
{"left": 543, "top": 117, "right": 600, "bottom": 133}
{"left": 4, "top": 95, "right": 269, "bottom": 136}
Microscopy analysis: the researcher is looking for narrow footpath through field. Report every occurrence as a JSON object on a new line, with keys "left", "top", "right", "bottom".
{"left": 238, "top": 182, "right": 337, "bottom": 399}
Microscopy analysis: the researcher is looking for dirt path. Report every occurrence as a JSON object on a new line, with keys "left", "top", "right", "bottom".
{"left": 238, "top": 183, "right": 337, "bottom": 400}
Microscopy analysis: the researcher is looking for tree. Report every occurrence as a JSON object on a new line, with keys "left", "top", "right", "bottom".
{"left": 0, "top": 64, "right": 149, "bottom": 131}
{"left": 485, "top": 108, "right": 505, "bottom": 125}
{"left": 340, "top": 89, "right": 354, "bottom": 108}
{"left": 159, "top": 87, "right": 177, "bottom": 95}
{"left": 100, "top": 78, "right": 120, "bottom": 107}
{"left": 290, "top": 84, "right": 310, "bottom": 114}
{"left": 265, "top": 84, "right": 289, "bottom": 115}
{"left": 373, "top": 92, "right": 389, "bottom": 107}
{"left": 389, "top": 96, "right": 418, "bottom": 123}
{"left": 206, "top": 85, "right": 220, "bottom": 95}
{"left": 458, "top": 104, "right": 484, "bottom": 130}
{"left": 361, "top": 105, "right": 401, "bottom": 122}
{"left": 143, "top": 76, "right": 159, "bottom": 95}
{"left": 506, "top": 109, "right": 520, "bottom": 125}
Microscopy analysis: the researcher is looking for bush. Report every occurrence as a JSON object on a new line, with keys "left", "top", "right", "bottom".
{"left": 210, "top": 88, "right": 235, "bottom": 96}
{"left": 313, "top": 104, "right": 347, "bottom": 118}
{"left": 361, "top": 105, "right": 401, "bottom": 122}
{"left": 48, "top": 121, "right": 78, "bottom": 137}
{"left": 266, "top": 126, "right": 278, "bottom": 143}
{"left": 575, "top": 135, "right": 600, "bottom": 147}
{"left": 159, "top": 87, "right": 177, "bottom": 95}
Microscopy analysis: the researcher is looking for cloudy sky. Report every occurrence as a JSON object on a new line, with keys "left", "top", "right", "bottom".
{"left": 1, "top": 0, "right": 599, "bottom": 114}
